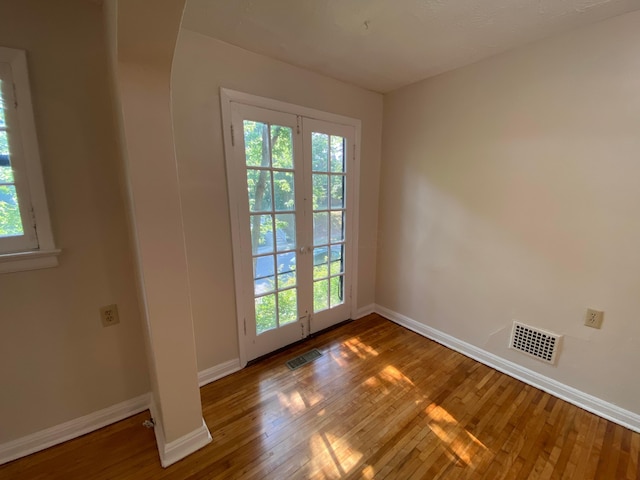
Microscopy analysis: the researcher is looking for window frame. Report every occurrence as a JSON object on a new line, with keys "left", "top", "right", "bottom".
{"left": 0, "top": 47, "right": 58, "bottom": 273}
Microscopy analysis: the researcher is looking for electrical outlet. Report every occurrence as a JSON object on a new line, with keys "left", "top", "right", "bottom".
{"left": 100, "top": 304, "right": 120, "bottom": 327}
{"left": 585, "top": 308, "right": 603, "bottom": 329}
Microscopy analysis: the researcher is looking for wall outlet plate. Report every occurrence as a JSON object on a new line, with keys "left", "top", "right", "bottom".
{"left": 585, "top": 308, "right": 603, "bottom": 329}
{"left": 100, "top": 304, "right": 120, "bottom": 327}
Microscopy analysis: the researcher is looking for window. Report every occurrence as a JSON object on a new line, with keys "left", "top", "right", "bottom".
{"left": 0, "top": 47, "right": 58, "bottom": 273}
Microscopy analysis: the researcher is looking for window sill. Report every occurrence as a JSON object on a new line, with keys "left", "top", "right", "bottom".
{"left": 0, "top": 249, "right": 61, "bottom": 274}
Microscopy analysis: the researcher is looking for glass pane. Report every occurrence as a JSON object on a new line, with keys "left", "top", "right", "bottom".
{"left": 0, "top": 165, "right": 12, "bottom": 183}
{"left": 255, "top": 275, "right": 275, "bottom": 296}
{"left": 314, "top": 279, "right": 329, "bottom": 313}
{"left": 330, "top": 211, "right": 344, "bottom": 243}
{"left": 246, "top": 169, "right": 272, "bottom": 212}
{"left": 276, "top": 252, "right": 296, "bottom": 288}
{"left": 0, "top": 185, "right": 23, "bottom": 237}
{"left": 313, "top": 246, "right": 328, "bottom": 280}
{"left": 330, "top": 276, "right": 344, "bottom": 307}
{"left": 312, "top": 132, "right": 329, "bottom": 172}
{"left": 253, "top": 255, "right": 275, "bottom": 295}
{"left": 0, "top": 81, "right": 5, "bottom": 128}
{"left": 313, "top": 212, "right": 328, "bottom": 246}
{"left": 271, "top": 125, "right": 293, "bottom": 169}
{"left": 312, "top": 174, "right": 328, "bottom": 210}
{"left": 255, "top": 294, "right": 277, "bottom": 334}
{"left": 273, "top": 171, "right": 295, "bottom": 212}
{"left": 243, "top": 121, "right": 270, "bottom": 167}
{"left": 330, "top": 136, "right": 345, "bottom": 173}
{"left": 278, "top": 289, "right": 297, "bottom": 326}
{"left": 250, "top": 214, "right": 273, "bottom": 255}
{"left": 329, "top": 245, "right": 344, "bottom": 275}
{"left": 330, "top": 175, "right": 344, "bottom": 209}
{"left": 0, "top": 130, "right": 13, "bottom": 183}
{"left": 275, "top": 214, "right": 296, "bottom": 252}
{"left": 0, "top": 130, "right": 9, "bottom": 155}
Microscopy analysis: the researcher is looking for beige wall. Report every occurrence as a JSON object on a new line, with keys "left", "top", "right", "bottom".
{"left": 171, "top": 29, "right": 383, "bottom": 370}
{"left": 109, "top": 0, "right": 206, "bottom": 449}
{"left": 377, "top": 11, "right": 640, "bottom": 413}
{"left": 0, "top": 0, "right": 149, "bottom": 442}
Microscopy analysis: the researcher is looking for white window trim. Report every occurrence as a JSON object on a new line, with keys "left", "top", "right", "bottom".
{"left": 0, "top": 47, "right": 59, "bottom": 273}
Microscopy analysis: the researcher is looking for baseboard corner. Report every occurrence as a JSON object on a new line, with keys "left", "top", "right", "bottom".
{"left": 354, "top": 303, "right": 376, "bottom": 319}
{"left": 157, "top": 418, "right": 212, "bottom": 468}
{"left": 198, "top": 358, "right": 242, "bottom": 387}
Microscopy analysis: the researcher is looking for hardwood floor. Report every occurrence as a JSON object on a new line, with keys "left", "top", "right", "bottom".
{"left": 2, "top": 314, "right": 639, "bottom": 479}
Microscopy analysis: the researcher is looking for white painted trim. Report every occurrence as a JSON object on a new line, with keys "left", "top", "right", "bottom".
{"left": 375, "top": 304, "right": 640, "bottom": 433}
{"left": 156, "top": 418, "right": 211, "bottom": 468}
{"left": 198, "top": 358, "right": 242, "bottom": 387}
{"left": 350, "top": 125, "right": 362, "bottom": 320}
{"left": 354, "top": 303, "right": 375, "bottom": 319}
{"left": 0, "top": 393, "right": 150, "bottom": 465}
{"left": 0, "top": 47, "right": 57, "bottom": 258}
{"left": 220, "top": 88, "right": 361, "bottom": 127}
{"left": 149, "top": 399, "right": 212, "bottom": 468}
{"left": 220, "top": 88, "right": 248, "bottom": 368}
{"left": 0, "top": 249, "right": 61, "bottom": 274}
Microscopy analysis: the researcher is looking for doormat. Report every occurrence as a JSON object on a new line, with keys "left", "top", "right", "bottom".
{"left": 286, "top": 349, "right": 323, "bottom": 370}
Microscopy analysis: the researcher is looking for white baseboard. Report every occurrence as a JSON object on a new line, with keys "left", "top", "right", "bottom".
{"left": 0, "top": 393, "right": 150, "bottom": 465}
{"left": 375, "top": 304, "right": 640, "bottom": 434}
{"left": 354, "top": 303, "right": 376, "bottom": 319}
{"left": 0, "top": 357, "right": 243, "bottom": 467}
{"left": 198, "top": 358, "right": 242, "bottom": 387}
{"left": 150, "top": 398, "right": 211, "bottom": 468}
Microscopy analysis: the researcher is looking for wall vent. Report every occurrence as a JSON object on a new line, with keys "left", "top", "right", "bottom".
{"left": 509, "top": 321, "right": 562, "bottom": 365}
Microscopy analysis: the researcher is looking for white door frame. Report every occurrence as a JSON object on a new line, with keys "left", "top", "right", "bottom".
{"left": 220, "top": 88, "right": 362, "bottom": 367}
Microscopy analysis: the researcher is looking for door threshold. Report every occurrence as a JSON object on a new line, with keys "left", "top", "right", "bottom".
{"left": 247, "top": 318, "right": 354, "bottom": 367}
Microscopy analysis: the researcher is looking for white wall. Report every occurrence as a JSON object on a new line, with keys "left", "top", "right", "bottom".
{"left": 0, "top": 0, "right": 149, "bottom": 443}
{"left": 171, "top": 29, "right": 383, "bottom": 371}
{"left": 377, "top": 10, "right": 640, "bottom": 413}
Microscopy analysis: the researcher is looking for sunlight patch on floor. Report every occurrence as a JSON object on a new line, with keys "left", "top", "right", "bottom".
{"left": 307, "top": 431, "right": 363, "bottom": 479}
{"left": 424, "top": 402, "right": 487, "bottom": 467}
{"left": 361, "top": 464, "right": 376, "bottom": 478}
{"left": 380, "top": 364, "right": 415, "bottom": 386}
{"left": 343, "top": 336, "right": 379, "bottom": 358}
{"left": 277, "top": 389, "right": 323, "bottom": 415}
{"left": 364, "top": 375, "right": 381, "bottom": 389}
{"left": 329, "top": 350, "right": 348, "bottom": 367}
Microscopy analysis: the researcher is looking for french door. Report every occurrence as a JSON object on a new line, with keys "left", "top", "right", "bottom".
{"left": 227, "top": 101, "right": 355, "bottom": 361}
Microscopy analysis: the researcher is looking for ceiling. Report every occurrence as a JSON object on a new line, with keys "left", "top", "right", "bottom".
{"left": 182, "top": 0, "right": 640, "bottom": 93}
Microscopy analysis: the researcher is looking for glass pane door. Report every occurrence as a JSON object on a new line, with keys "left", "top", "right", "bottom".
{"left": 232, "top": 104, "right": 305, "bottom": 361}
{"left": 244, "top": 120, "right": 299, "bottom": 334}
{"left": 228, "top": 102, "right": 356, "bottom": 360}
{"left": 303, "top": 118, "right": 354, "bottom": 334}
{"left": 311, "top": 132, "right": 346, "bottom": 312}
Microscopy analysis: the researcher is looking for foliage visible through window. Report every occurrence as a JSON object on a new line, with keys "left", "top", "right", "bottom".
{"left": 243, "top": 120, "right": 346, "bottom": 334}
{"left": 0, "top": 78, "right": 24, "bottom": 238}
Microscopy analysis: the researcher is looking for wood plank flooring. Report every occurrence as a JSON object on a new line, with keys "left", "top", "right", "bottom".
{"left": 2, "top": 314, "right": 639, "bottom": 479}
